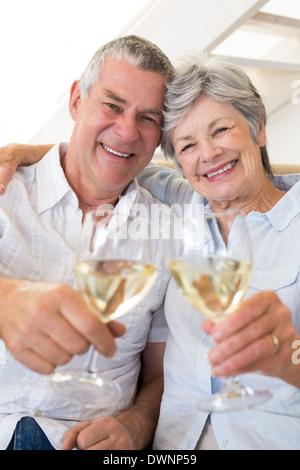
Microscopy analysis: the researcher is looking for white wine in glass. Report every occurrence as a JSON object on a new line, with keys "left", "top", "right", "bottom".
{"left": 76, "top": 259, "right": 157, "bottom": 322}
{"left": 51, "top": 208, "right": 160, "bottom": 408}
{"left": 169, "top": 257, "right": 251, "bottom": 322}
{"left": 169, "top": 208, "right": 271, "bottom": 412}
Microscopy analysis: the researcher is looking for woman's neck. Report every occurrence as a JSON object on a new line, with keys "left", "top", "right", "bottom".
{"left": 208, "top": 176, "right": 285, "bottom": 216}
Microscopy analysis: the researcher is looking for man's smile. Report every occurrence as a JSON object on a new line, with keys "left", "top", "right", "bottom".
{"left": 101, "top": 143, "right": 134, "bottom": 158}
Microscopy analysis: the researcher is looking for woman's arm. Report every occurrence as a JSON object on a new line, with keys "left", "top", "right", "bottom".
{"left": 137, "top": 161, "right": 196, "bottom": 206}
{"left": 0, "top": 143, "right": 53, "bottom": 192}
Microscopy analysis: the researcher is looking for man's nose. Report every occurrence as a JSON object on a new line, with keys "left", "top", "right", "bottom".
{"left": 115, "top": 114, "right": 139, "bottom": 143}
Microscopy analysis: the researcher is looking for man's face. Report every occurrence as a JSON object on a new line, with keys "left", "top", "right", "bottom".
{"left": 68, "top": 58, "right": 167, "bottom": 201}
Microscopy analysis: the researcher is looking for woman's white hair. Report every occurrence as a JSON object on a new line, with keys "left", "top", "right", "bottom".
{"left": 161, "top": 52, "right": 272, "bottom": 175}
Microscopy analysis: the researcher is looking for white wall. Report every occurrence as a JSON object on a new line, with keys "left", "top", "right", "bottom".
{"left": 28, "top": 101, "right": 73, "bottom": 145}
{"left": 267, "top": 99, "right": 300, "bottom": 165}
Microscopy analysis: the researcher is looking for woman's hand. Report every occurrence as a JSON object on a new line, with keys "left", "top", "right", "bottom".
{"left": 203, "top": 290, "right": 298, "bottom": 386}
{"left": 0, "top": 144, "right": 52, "bottom": 192}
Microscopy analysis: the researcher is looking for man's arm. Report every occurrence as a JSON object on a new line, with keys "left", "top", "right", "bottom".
{"left": 0, "top": 143, "right": 53, "bottom": 192}
{"left": 118, "top": 341, "right": 165, "bottom": 448}
{"left": 62, "top": 341, "right": 165, "bottom": 450}
{"left": 0, "top": 277, "right": 125, "bottom": 373}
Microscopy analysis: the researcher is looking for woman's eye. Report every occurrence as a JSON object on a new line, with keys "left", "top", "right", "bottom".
{"left": 214, "top": 127, "right": 228, "bottom": 136}
{"left": 182, "top": 143, "right": 195, "bottom": 152}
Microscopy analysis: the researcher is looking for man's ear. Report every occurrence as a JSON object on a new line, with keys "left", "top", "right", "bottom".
{"left": 69, "top": 80, "right": 81, "bottom": 121}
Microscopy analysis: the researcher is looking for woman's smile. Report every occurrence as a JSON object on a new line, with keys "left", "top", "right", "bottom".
{"left": 204, "top": 159, "right": 238, "bottom": 179}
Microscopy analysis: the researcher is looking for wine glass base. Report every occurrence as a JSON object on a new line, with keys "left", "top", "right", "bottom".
{"left": 50, "top": 369, "right": 122, "bottom": 409}
{"left": 198, "top": 386, "right": 271, "bottom": 413}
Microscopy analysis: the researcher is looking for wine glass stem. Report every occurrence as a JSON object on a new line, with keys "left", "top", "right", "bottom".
{"left": 85, "top": 345, "right": 97, "bottom": 373}
{"left": 221, "top": 376, "right": 247, "bottom": 397}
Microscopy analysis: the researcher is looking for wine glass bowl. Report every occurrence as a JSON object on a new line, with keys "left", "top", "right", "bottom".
{"left": 50, "top": 208, "right": 161, "bottom": 408}
{"left": 76, "top": 258, "right": 158, "bottom": 323}
{"left": 169, "top": 256, "right": 252, "bottom": 323}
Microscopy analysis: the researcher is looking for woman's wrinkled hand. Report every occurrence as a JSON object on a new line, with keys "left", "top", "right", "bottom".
{"left": 0, "top": 143, "right": 52, "bottom": 193}
{"left": 202, "top": 291, "right": 297, "bottom": 383}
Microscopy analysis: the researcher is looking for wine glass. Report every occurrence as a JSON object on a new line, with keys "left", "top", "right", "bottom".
{"left": 50, "top": 207, "right": 161, "bottom": 408}
{"left": 168, "top": 208, "right": 271, "bottom": 412}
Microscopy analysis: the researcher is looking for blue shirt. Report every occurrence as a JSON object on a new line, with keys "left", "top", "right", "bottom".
{"left": 139, "top": 165, "right": 300, "bottom": 450}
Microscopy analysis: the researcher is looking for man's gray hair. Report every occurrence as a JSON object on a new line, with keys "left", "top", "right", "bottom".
{"left": 161, "top": 53, "right": 272, "bottom": 175}
{"left": 79, "top": 35, "right": 174, "bottom": 98}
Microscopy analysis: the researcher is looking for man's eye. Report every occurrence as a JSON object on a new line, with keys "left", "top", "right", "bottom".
{"left": 142, "top": 115, "right": 161, "bottom": 127}
{"left": 105, "top": 102, "right": 119, "bottom": 111}
{"left": 144, "top": 116, "right": 155, "bottom": 123}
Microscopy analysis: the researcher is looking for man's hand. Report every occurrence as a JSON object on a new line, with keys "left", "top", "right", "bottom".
{"left": 203, "top": 291, "right": 297, "bottom": 385}
{"left": 62, "top": 417, "right": 135, "bottom": 450}
{"left": 0, "top": 144, "right": 52, "bottom": 193}
{"left": 0, "top": 278, "right": 125, "bottom": 374}
{"left": 62, "top": 341, "right": 165, "bottom": 450}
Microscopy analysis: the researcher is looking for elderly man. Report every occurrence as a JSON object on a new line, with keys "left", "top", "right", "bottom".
{"left": 0, "top": 35, "right": 174, "bottom": 450}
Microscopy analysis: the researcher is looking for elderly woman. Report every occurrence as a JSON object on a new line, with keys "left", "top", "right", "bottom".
{"left": 141, "top": 53, "right": 300, "bottom": 450}
{"left": 0, "top": 54, "right": 299, "bottom": 450}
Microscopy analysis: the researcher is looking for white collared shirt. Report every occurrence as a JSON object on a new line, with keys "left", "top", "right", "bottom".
{"left": 0, "top": 144, "right": 169, "bottom": 449}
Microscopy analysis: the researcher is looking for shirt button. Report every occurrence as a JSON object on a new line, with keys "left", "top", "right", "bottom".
{"left": 222, "top": 439, "right": 228, "bottom": 447}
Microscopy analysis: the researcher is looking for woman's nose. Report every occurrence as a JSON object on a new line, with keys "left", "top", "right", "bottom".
{"left": 200, "top": 137, "right": 222, "bottom": 162}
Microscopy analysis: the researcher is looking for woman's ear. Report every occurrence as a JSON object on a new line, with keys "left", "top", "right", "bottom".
{"left": 258, "top": 118, "right": 266, "bottom": 147}
{"left": 69, "top": 80, "right": 81, "bottom": 121}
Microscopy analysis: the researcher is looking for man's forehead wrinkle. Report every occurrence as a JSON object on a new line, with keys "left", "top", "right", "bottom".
{"left": 103, "top": 88, "right": 163, "bottom": 118}
{"left": 103, "top": 88, "right": 127, "bottom": 104}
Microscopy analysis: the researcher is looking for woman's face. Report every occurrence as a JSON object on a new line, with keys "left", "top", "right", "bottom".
{"left": 171, "top": 94, "right": 266, "bottom": 206}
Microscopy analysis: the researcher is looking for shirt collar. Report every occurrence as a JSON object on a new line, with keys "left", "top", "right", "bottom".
{"left": 36, "top": 143, "right": 73, "bottom": 214}
{"left": 264, "top": 174, "right": 300, "bottom": 231}
{"left": 36, "top": 143, "right": 141, "bottom": 215}
{"left": 117, "top": 178, "right": 140, "bottom": 213}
